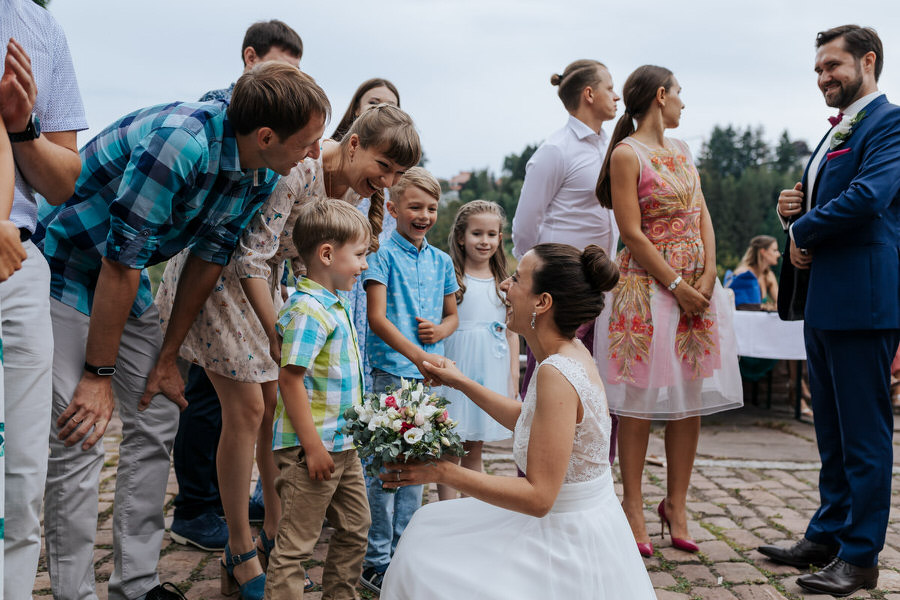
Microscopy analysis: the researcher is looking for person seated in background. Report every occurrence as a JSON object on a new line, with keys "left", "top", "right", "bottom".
{"left": 728, "top": 235, "right": 779, "bottom": 310}
{"left": 727, "top": 235, "right": 811, "bottom": 416}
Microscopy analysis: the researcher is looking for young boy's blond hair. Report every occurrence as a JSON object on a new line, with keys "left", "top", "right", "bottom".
{"left": 292, "top": 197, "right": 372, "bottom": 263}
{"left": 389, "top": 166, "right": 441, "bottom": 204}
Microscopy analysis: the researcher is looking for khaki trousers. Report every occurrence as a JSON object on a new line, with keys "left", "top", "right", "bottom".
{"left": 266, "top": 447, "right": 370, "bottom": 600}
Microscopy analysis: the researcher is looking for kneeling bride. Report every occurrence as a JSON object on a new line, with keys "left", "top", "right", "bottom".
{"left": 380, "top": 244, "right": 656, "bottom": 599}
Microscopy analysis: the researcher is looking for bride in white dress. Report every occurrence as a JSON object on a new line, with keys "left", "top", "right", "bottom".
{"left": 379, "top": 243, "right": 656, "bottom": 599}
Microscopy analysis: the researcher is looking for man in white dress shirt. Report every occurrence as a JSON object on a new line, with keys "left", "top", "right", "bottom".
{"left": 511, "top": 59, "right": 620, "bottom": 460}
{"left": 512, "top": 59, "right": 620, "bottom": 260}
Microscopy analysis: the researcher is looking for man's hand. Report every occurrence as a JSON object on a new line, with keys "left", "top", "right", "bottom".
{"left": 778, "top": 182, "right": 805, "bottom": 219}
{"left": 140, "top": 355, "right": 188, "bottom": 411}
{"left": 789, "top": 238, "right": 813, "bottom": 270}
{"left": 57, "top": 373, "right": 115, "bottom": 450}
{"left": 305, "top": 444, "right": 336, "bottom": 481}
{"left": 0, "top": 39, "right": 37, "bottom": 132}
{"left": 0, "top": 221, "right": 26, "bottom": 281}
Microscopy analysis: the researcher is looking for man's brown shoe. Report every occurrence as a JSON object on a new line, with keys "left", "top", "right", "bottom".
{"left": 796, "top": 558, "right": 878, "bottom": 597}
{"left": 757, "top": 538, "right": 838, "bottom": 568}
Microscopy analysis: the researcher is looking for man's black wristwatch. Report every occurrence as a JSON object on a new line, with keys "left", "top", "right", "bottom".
{"left": 84, "top": 362, "right": 116, "bottom": 376}
{"left": 8, "top": 114, "right": 41, "bottom": 143}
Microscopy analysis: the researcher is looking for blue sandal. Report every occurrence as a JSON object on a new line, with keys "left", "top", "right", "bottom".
{"left": 220, "top": 544, "right": 266, "bottom": 600}
{"left": 256, "top": 529, "right": 315, "bottom": 592}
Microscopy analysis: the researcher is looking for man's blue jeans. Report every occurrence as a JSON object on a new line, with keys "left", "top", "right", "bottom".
{"left": 363, "top": 368, "right": 424, "bottom": 569}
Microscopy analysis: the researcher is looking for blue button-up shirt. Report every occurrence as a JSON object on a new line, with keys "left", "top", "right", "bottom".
{"left": 35, "top": 101, "right": 278, "bottom": 317}
{"left": 363, "top": 229, "right": 458, "bottom": 378}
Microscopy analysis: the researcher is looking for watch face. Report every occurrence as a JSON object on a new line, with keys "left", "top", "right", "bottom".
{"left": 32, "top": 115, "right": 41, "bottom": 137}
{"left": 96, "top": 366, "right": 116, "bottom": 376}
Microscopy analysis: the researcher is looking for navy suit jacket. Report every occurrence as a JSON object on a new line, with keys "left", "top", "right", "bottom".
{"left": 778, "top": 94, "right": 900, "bottom": 330}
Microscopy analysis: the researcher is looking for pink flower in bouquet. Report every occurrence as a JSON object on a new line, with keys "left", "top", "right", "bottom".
{"left": 384, "top": 395, "right": 398, "bottom": 409}
{"left": 437, "top": 409, "right": 449, "bottom": 423}
{"left": 414, "top": 412, "right": 426, "bottom": 427}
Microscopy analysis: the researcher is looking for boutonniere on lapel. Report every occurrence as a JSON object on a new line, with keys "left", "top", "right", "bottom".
{"left": 830, "top": 110, "right": 867, "bottom": 150}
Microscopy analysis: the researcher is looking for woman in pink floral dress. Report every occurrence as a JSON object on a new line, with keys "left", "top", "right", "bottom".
{"left": 594, "top": 65, "right": 742, "bottom": 558}
{"left": 156, "top": 105, "right": 421, "bottom": 593}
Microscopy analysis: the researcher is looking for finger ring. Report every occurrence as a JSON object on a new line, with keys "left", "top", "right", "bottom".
{"left": 73, "top": 417, "right": 83, "bottom": 424}
{"left": 396, "top": 472, "right": 401, "bottom": 482}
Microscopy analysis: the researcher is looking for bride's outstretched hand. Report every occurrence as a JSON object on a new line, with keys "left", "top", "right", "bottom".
{"left": 380, "top": 460, "right": 446, "bottom": 489}
{"left": 421, "top": 358, "right": 466, "bottom": 389}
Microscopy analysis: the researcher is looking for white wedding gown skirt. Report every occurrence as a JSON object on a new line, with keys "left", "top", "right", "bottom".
{"left": 381, "top": 471, "right": 656, "bottom": 599}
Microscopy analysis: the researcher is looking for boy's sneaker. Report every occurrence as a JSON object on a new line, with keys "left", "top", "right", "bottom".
{"left": 248, "top": 479, "right": 265, "bottom": 523}
{"left": 359, "top": 565, "right": 387, "bottom": 594}
{"left": 169, "top": 512, "right": 228, "bottom": 551}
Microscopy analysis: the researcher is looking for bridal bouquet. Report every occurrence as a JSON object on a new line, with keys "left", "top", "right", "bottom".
{"left": 342, "top": 379, "right": 466, "bottom": 478}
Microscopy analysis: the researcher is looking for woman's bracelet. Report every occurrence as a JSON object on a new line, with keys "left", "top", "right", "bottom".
{"left": 667, "top": 275, "right": 683, "bottom": 291}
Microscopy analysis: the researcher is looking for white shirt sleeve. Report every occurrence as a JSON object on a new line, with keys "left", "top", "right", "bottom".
{"left": 511, "top": 144, "right": 565, "bottom": 259}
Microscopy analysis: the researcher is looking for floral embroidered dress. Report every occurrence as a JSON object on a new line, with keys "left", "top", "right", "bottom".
{"left": 594, "top": 137, "right": 742, "bottom": 419}
{"left": 156, "top": 155, "right": 360, "bottom": 382}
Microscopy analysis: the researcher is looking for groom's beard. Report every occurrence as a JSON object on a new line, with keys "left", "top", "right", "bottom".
{"left": 824, "top": 63, "right": 864, "bottom": 109}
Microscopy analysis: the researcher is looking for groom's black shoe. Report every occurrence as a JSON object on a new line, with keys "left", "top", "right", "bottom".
{"left": 757, "top": 538, "right": 838, "bottom": 568}
{"left": 796, "top": 558, "right": 878, "bottom": 597}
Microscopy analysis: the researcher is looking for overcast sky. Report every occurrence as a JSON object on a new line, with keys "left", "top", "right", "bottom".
{"left": 48, "top": 0, "right": 900, "bottom": 179}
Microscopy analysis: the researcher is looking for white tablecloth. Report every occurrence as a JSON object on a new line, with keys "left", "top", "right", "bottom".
{"left": 732, "top": 310, "right": 807, "bottom": 360}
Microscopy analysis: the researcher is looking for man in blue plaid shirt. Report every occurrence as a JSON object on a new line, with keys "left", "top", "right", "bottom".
{"left": 34, "top": 62, "right": 329, "bottom": 600}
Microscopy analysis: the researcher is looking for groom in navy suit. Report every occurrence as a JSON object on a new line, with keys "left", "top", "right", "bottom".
{"left": 758, "top": 25, "right": 900, "bottom": 596}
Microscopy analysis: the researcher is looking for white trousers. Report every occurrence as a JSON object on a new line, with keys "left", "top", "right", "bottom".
{"left": 0, "top": 241, "right": 53, "bottom": 600}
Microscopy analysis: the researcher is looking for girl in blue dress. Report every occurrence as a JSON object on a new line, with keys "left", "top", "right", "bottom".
{"left": 438, "top": 201, "right": 519, "bottom": 500}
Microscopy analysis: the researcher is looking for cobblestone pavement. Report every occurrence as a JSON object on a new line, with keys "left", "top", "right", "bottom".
{"left": 33, "top": 402, "right": 900, "bottom": 600}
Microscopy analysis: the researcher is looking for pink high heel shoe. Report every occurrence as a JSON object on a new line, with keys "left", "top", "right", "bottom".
{"left": 657, "top": 500, "right": 699, "bottom": 553}
{"left": 636, "top": 541, "right": 654, "bottom": 558}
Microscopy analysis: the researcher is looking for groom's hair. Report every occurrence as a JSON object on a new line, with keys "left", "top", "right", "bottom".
{"left": 816, "top": 25, "right": 883, "bottom": 81}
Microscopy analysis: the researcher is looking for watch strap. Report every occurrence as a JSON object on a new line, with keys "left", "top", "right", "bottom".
{"left": 84, "top": 361, "right": 116, "bottom": 376}
{"left": 8, "top": 115, "right": 40, "bottom": 143}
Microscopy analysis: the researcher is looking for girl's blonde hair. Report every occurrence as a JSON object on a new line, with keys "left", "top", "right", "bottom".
{"left": 447, "top": 200, "right": 509, "bottom": 304}
{"left": 340, "top": 104, "right": 422, "bottom": 252}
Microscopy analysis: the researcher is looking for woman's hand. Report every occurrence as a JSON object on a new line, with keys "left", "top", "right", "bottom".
{"left": 268, "top": 334, "right": 282, "bottom": 364}
{"left": 421, "top": 358, "right": 467, "bottom": 389}
{"left": 380, "top": 459, "right": 447, "bottom": 489}
{"left": 694, "top": 271, "right": 716, "bottom": 300}
{"left": 673, "top": 281, "right": 710, "bottom": 316}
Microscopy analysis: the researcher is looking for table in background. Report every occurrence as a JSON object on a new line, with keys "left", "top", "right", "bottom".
{"left": 732, "top": 310, "right": 807, "bottom": 419}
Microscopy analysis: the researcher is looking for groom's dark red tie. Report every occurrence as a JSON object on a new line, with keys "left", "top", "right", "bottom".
{"left": 828, "top": 112, "right": 844, "bottom": 126}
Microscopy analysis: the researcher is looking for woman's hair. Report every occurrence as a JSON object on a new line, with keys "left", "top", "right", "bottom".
{"left": 550, "top": 59, "right": 606, "bottom": 112}
{"left": 595, "top": 65, "right": 674, "bottom": 209}
{"left": 339, "top": 104, "right": 421, "bottom": 252}
{"left": 531, "top": 244, "right": 619, "bottom": 338}
{"left": 229, "top": 62, "right": 331, "bottom": 140}
{"left": 737, "top": 235, "right": 778, "bottom": 272}
{"left": 331, "top": 78, "right": 401, "bottom": 142}
{"left": 292, "top": 197, "right": 372, "bottom": 263}
{"left": 447, "top": 200, "right": 509, "bottom": 304}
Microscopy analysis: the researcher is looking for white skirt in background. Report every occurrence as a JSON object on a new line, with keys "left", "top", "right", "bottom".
{"left": 381, "top": 471, "right": 656, "bottom": 600}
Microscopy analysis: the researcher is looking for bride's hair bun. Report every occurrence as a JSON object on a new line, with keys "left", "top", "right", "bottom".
{"left": 580, "top": 245, "right": 619, "bottom": 293}
{"left": 531, "top": 243, "right": 619, "bottom": 338}
{"left": 550, "top": 73, "right": 562, "bottom": 86}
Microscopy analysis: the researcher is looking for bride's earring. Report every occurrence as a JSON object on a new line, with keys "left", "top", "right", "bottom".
{"left": 530, "top": 312, "right": 537, "bottom": 329}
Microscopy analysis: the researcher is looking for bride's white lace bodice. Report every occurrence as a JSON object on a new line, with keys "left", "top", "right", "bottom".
{"left": 512, "top": 354, "right": 612, "bottom": 483}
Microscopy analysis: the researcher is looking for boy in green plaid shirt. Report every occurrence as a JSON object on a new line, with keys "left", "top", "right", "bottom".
{"left": 267, "top": 198, "right": 372, "bottom": 598}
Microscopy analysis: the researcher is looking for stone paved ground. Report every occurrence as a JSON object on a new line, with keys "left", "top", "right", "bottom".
{"left": 33, "top": 398, "right": 900, "bottom": 600}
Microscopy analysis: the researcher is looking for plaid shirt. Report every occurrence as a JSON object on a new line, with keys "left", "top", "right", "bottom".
{"left": 273, "top": 277, "right": 363, "bottom": 452}
{"left": 199, "top": 83, "right": 235, "bottom": 103}
{"left": 35, "top": 101, "right": 278, "bottom": 317}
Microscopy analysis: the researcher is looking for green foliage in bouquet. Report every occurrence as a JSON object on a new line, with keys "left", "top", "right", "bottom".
{"left": 342, "top": 379, "right": 466, "bottom": 479}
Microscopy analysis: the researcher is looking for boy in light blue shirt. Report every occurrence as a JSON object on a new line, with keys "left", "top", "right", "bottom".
{"left": 359, "top": 167, "right": 458, "bottom": 592}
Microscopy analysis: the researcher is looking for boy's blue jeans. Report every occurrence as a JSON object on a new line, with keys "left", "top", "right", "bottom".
{"left": 363, "top": 368, "right": 425, "bottom": 570}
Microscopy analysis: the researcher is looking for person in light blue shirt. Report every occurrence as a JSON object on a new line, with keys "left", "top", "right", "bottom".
{"left": 358, "top": 167, "right": 458, "bottom": 594}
